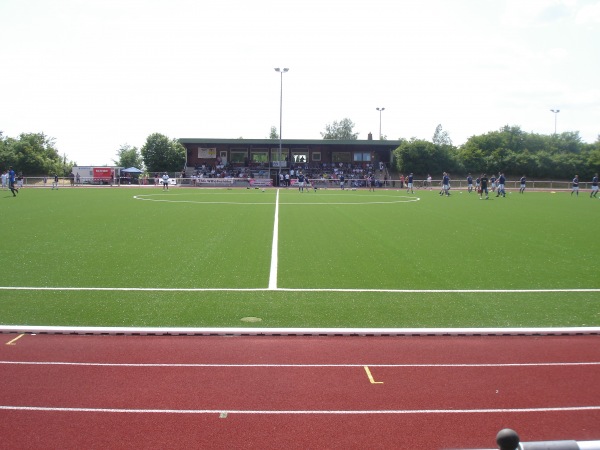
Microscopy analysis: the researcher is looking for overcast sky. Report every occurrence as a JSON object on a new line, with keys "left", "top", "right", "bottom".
{"left": 1, "top": 0, "right": 599, "bottom": 166}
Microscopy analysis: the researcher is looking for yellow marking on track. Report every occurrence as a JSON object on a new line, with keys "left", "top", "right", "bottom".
{"left": 364, "top": 366, "right": 384, "bottom": 384}
{"left": 5, "top": 334, "right": 25, "bottom": 346}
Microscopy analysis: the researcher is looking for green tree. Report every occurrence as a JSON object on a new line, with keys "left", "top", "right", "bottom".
{"left": 140, "top": 133, "right": 186, "bottom": 173}
{"left": 432, "top": 124, "right": 453, "bottom": 148}
{"left": 586, "top": 136, "right": 600, "bottom": 174}
{"left": 0, "top": 132, "right": 66, "bottom": 175}
{"left": 269, "top": 126, "right": 279, "bottom": 139}
{"left": 394, "top": 138, "right": 458, "bottom": 176}
{"left": 114, "top": 144, "right": 143, "bottom": 169}
{"left": 321, "top": 118, "right": 358, "bottom": 140}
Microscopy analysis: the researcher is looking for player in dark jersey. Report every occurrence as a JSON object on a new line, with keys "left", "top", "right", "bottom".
{"left": 297, "top": 172, "right": 305, "bottom": 192}
{"left": 496, "top": 173, "right": 506, "bottom": 197}
{"left": 440, "top": 172, "right": 451, "bottom": 196}
{"left": 571, "top": 175, "right": 579, "bottom": 196}
{"left": 591, "top": 174, "right": 598, "bottom": 198}
{"left": 467, "top": 174, "right": 473, "bottom": 193}
{"left": 479, "top": 174, "right": 489, "bottom": 199}
{"left": 519, "top": 175, "right": 526, "bottom": 194}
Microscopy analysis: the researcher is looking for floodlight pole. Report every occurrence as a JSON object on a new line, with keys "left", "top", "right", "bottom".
{"left": 376, "top": 107, "right": 385, "bottom": 140}
{"left": 550, "top": 109, "right": 560, "bottom": 135}
{"left": 275, "top": 68, "right": 289, "bottom": 184}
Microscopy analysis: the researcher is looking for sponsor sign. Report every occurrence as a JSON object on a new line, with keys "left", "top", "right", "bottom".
{"left": 198, "top": 148, "right": 217, "bottom": 158}
{"left": 93, "top": 168, "right": 113, "bottom": 181}
{"left": 249, "top": 178, "right": 273, "bottom": 187}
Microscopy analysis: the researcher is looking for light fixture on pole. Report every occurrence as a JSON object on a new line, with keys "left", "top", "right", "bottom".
{"left": 275, "top": 68, "right": 289, "bottom": 184}
{"left": 376, "top": 107, "right": 385, "bottom": 140}
{"left": 550, "top": 109, "right": 560, "bottom": 135}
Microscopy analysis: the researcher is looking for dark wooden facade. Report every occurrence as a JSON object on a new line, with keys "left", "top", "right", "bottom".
{"left": 180, "top": 138, "right": 400, "bottom": 179}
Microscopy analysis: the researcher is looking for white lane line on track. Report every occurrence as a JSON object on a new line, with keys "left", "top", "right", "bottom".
{"left": 1, "top": 405, "right": 599, "bottom": 414}
{"left": 2, "top": 361, "right": 600, "bottom": 368}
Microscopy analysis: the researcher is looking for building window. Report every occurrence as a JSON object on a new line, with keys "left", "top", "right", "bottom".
{"left": 251, "top": 150, "right": 269, "bottom": 163}
{"left": 354, "top": 152, "right": 371, "bottom": 162}
{"left": 292, "top": 149, "right": 309, "bottom": 164}
{"left": 332, "top": 152, "right": 351, "bottom": 162}
{"left": 312, "top": 152, "right": 321, "bottom": 162}
{"left": 271, "top": 148, "right": 288, "bottom": 167}
{"left": 230, "top": 151, "right": 247, "bottom": 163}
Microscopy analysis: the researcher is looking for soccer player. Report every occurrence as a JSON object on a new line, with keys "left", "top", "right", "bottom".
{"left": 467, "top": 174, "right": 473, "bottom": 193}
{"left": 519, "top": 175, "right": 526, "bottom": 194}
{"left": 440, "top": 172, "right": 451, "bottom": 196}
{"left": 479, "top": 173, "right": 489, "bottom": 199}
{"left": 162, "top": 172, "right": 170, "bottom": 191}
{"left": 591, "top": 173, "right": 599, "bottom": 198}
{"left": 490, "top": 174, "right": 497, "bottom": 193}
{"left": 426, "top": 174, "right": 432, "bottom": 190}
{"left": 52, "top": 173, "right": 59, "bottom": 190}
{"left": 8, "top": 166, "right": 18, "bottom": 196}
{"left": 369, "top": 174, "right": 375, "bottom": 192}
{"left": 571, "top": 175, "right": 579, "bottom": 196}
{"left": 297, "top": 172, "right": 305, "bottom": 192}
{"left": 496, "top": 172, "right": 506, "bottom": 197}
{"left": 339, "top": 174, "right": 345, "bottom": 190}
{"left": 407, "top": 173, "right": 414, "bottom": 193}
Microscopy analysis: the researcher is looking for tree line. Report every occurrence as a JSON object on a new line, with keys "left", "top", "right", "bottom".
{"left": 2, "top": 123, "right": 599, "bottom": 180}
{"left": 394, "top": 125, "right": 600, "bottom": 180}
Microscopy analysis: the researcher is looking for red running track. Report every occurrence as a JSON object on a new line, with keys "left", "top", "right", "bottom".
{"left": 0, "top": 334, "right": 599, "bottom": 449}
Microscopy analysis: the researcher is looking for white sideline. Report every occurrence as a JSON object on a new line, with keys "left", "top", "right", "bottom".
{"left": 1, "top": 287, "right": 599, "bottom": 292}
{"left": 268, "top": 189, "right": 279, "bottom": 290}
{"left": 0, "top": 326, "right": 599, "bottom": 336}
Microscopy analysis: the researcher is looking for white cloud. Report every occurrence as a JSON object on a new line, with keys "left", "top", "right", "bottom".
{"left": 576, "top": 1, "right": 600, "bottom": 23}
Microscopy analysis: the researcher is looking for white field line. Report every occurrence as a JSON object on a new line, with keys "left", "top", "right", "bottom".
{"left": 1, "top": 405, "right": 599, "bottom": 415}
{"left": 0, "top": 286, "right": 599, "bottom": 293}
{"left": 1, "top": 361, "right": 600, "bottom": 368}
{"left": 268, "top": 189, "right": 280, "bottom": 290}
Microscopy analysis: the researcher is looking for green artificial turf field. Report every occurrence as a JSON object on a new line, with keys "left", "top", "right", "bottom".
{"left": 1, "top": 186, "right": 598, "bottom": 328}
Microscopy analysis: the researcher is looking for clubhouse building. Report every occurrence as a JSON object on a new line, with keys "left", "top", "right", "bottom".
{"left": 180, "top": 138, "right": 401, "bottom": 183}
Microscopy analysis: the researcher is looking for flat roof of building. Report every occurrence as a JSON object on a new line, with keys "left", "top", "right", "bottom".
{"left": 179, "top": 138, "right": 402, "bottom": 147}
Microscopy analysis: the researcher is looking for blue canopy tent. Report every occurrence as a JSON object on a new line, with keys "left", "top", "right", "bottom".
{"left": 120, "top": 167, "right": 143, "bottom": 185}
{"left": 121, "top": 167, "right": 143, "bottom": 173}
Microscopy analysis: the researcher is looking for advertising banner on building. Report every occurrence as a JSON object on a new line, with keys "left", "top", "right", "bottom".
{"left": 198, "top": 148, "right": 217, "bottom": 158}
